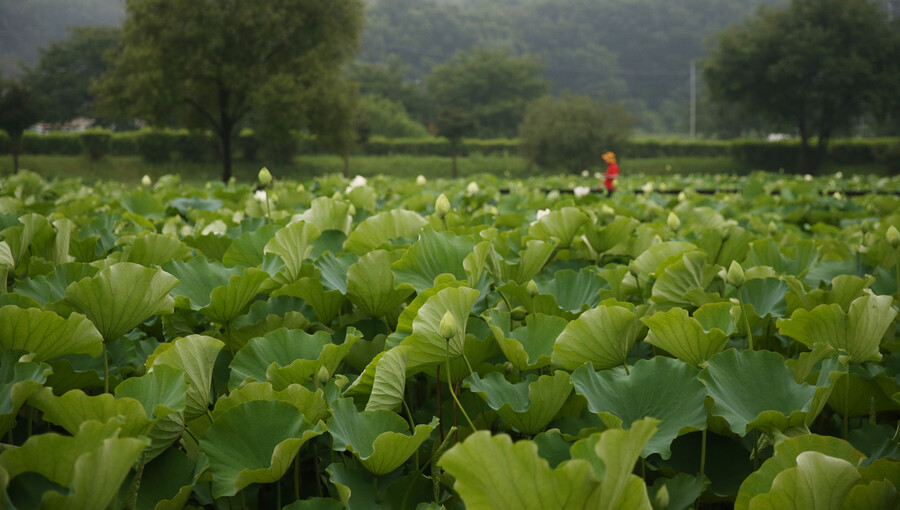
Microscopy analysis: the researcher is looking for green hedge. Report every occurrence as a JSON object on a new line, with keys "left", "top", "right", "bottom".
{"left": 1, "top": 128, "right": 897, "bottom": 171}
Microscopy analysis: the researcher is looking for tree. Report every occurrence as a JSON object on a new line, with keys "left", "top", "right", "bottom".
{"left": 24, "top": 27, "right": 121, "bottom": 124}
{"left": 426, "top": 49, "right": 548, "bottom": 138}
{"left": 434, "top": 106, "right": 478, "bottom": 179}
{"left": 0, "top": 80, "right": 41, "bottom": 175}
{"left": 95, "top": 0, "right": 364, "bottom": 182}
{"left": 519, "top": 95, "right": 633, "bottom": 173}
{"left": 704, "top": 0, "right": 899, "bottom": 172}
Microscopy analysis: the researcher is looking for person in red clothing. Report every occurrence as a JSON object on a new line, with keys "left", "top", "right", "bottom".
{"left": 602, "top": 151, "right": 619, "bottom": 197}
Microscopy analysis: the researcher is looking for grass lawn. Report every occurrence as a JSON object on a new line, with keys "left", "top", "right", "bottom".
{"left": 0, "top": 153, "right": 889, "bottom": 185}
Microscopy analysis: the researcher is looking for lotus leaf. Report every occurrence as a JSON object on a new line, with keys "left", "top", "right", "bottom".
{"left": 551, "top": 302, "right": 643, "bottom": 370}
{"left": 122, "top": 232, "right": 192, "bottom": 267}
{"left": 199, "top": 267, "right": 273, "bottom": 326}
{"left": 317, "top": 252, "right": 356, "bottom": 293}
{"left": 0, "top": 305, "right": 103, "bottom": 361}
{"left": 746, "top": 238, "right": 818, "bottom": 277}
{"left": 465, "top": 370, "right": 573, "bottom": 434}
{"left": 537, "top": 268, "right": 604, "bottom": 313}
{"left": 13, "top": 262, "right": 99, "bottom": 306}
{"left": 344, "top": 209, "right": 427, "bottom": 255}
{"left": 115, "top": 364, "right": 188, "bottom": 420}
{"left": 348, "top": 250, "right": 415, "bottom": 318}
{"left": 651, "top": 250, "right": 723, "bottom": 309}
{"left": 400, "top": 286, "right": 480, "bottom": 372}
{"left": 264, "top": 220, "right": 322, "bottom": 282}
{"left": 527, "top": 206, "right": 589, "bottom": 249}
{"left": 133, "top": 447, "right": 210, "bottom": 510}
{"left": 747, "top": 451, "right": 861, "bottom": 510}
{"left": 738, "top": 277, "right": 789, "bottom": 319}
{"left": 496, "top": 313, "right": 568, "bottom": 370}
{"left": 642, "top": 302, "right": 735, "bottom": 366}
{"left": 146, "top": 334, "right": 224, "bottom": 421}
{"left": 0, "top": 352, "right": 52, "bottom": 436}
{"left": 629, "top": 241, "right": 698, "bottom": 282}
{"left": 274, "top": 276, "right": 346, "bottom": 326}
{"left": 199, "top": 400, "right": 325, "bottom": 497}
{"left": 328, "top": 398, "right": 438, "bottom": 475}
{"left": 392, "top": 228, "right": 474, "bottom": 292}
{"left": 694, "top": 225, "right": 755, "bottom": 266}
{"left": 297, "top": 196, "right": 353, "bottom": 235}
{"left": 584, "top": 215, "right": 640, "bottom": 253}
{"left": 211, "top": 382, "right": 328, "bottom": 426}
{"left": 0, "top": 421, "right": 146, "bottom": 509}
{"left": 163, "top": 257, "right": 244, "bottom": 309}
{"left": 647, "top": 473, "right": 709, "bottom": 510}
{"left": 365, "top": 345, "right": 411, "bottom": 412}
{"left": 28, "top": 387, "right": 153, "bottom": 437}
{"left": 571, "top": 357, "right": 707, "bottom": 458}
{"left": 499, "top": 239, "right": 556, "bottom": 284}
{"left": 64, "top": 262, "right": 179, "bottom": 341}
{"left": 777, "top": 293, "right": 896, "bottom": 363}
{"left": 221, "top": 223, "right": 279, "bottom": 267}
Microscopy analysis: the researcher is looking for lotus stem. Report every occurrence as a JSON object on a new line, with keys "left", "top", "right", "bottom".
{"left": 313, "top": 442, "right": 323, "bottom": 497}
{"left": 446, "top": 349, "right": 477, "bottom": 432}
{"left": 843, "top": 364, "right": 851, "bottom": 439}
{"left": 700, "top": 429, "right": 707, "bottom": 477}
{"left": 264, "top": 194, "right": 271, "bottom": 224}
{"left": 102, "top": 341, "right": 110, "bottom": 393}
{"left": 294, "top": 454, "right": 301, "bottom": 502}
{"left": 276, "top": 480, "right": 282, "bottom": 509}
{"left": 737, "top": 291, "right": 753, "bottom": 350}
{"left": 623, "top": 359, "right": 630, "bottom": 375}
{"left": 123, "top": 452, "right": 146, "bottom": 510}
{"left": 436, "top": 364, "right": 443, "bottom": 442}
{"left": 0, "top": 268, "right": 7, "bottom": 294}
{"left": 402, "top": 398, "right": 419, "bottom": 470}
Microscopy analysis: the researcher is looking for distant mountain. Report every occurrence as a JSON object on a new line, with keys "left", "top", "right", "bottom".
{"left": 0, "top": 0, "right": 124, "bottom": 77}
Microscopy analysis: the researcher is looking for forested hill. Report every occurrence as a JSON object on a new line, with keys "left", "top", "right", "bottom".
{"left": 0, "top": 0, "right": 124, "bottom": 77}
{"left": 360, "top": 0, "right": 779, "bottom": 130}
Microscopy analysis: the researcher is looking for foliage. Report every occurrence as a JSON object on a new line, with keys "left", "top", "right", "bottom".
{"left": 703, "top": 0, "right": 900, "bottom": 172}
{"left": 0, "top": 79, "right": 42, "bottom": 174}
{"left": 519, "top": 94, "right": 634, "bottom": 172}
{"left": 359, "top": 95, "right": 430, "bottom": 139}
{"left": 94, "top": 0, "right": 365, "bottom": 182}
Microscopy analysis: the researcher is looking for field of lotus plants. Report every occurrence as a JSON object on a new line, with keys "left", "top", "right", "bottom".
{"left": 0, "top": 168, "right": 899, "bottom": 509}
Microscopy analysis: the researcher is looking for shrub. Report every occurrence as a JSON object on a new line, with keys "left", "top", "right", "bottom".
{"left": 21, "top": 132, "right": 82, "bottom": 155}
{"left": 173, "top": 130, "right": 216, "bottom": 162}
{"left": 135, "top": 129, "right": 175, "bottom": 163}
{"left": 79, "top": 129, "right": 113, "bottom": 161}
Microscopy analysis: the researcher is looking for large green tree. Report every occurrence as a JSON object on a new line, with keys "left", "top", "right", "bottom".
{"left": 96, "top": 0, "right": 364, "bottom": 181}
{"left": 0, "top": 79, "right": 42, "bottom": 175}
{"left": 704, "top": 0, "right": 899, "bottom": 172}
{"left": 426, "top": 49, "right": 548, "bottom": 138}
{"left": 24, "top": 27, "right": 121, "bottom": 124}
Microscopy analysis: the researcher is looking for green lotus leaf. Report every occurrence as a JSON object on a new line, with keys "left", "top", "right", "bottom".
{"left": 551, "top": 303, "right": 642, "bottom": 370}
{"left": 629, "top": 241, "right": 698, "bottom": 282}
{"left": 134, "top": 447, "right": 209, "bottom": 510}
{"left": 465, "top": 371, "right": 573, "bottom": 434}
{"left": 326, "top": 460, "right": 388, "bottom": 510}
{"left": 527, "top": 206, "right": 589, "bottom": 249}
{"left": 642, "top": 302, "right": 735, "bottom": 366}
{"left": 650, "top": 250, "right": 723, "bottom": 309}
{"left": 0, "top": 305, "right": 103, "bottom": 361}
{"left": 439, "top": 418, "right": 658, "bottom": 510}
{"left": 840, "top": 479, "right": 899, "bottom": 510}
{"left": 64, "top": 262, "right": 179, "bottom": 341}
{"left": 0, "top": 352, "right": 52, "bottom": 436}
{"left": 347, "top": 250, "right": 414, "bottom": 318}
{"left": 746, "top": 238, "right": 818, "bottom": 277}
{"left": 28, "top": 387, "right": 152, "bottom": 437}
{"left": 648, "top": 474, "right": 709, "bottom": 510}
{"left": 399, "top": 286, "right": 480, "bottom": 373}
{"left": 274, "top": 276, "right": 346, "bottom": 326}
{"left": 571, "top": 357, "right": 707, "bottom": 459}
{"left": 328, "top": 398, "right": 437, "bottom": 475}
{"left": 228, "top": 311, "right": 311, "bottom": 349}
{"left": 167, "top": 196, "right": 223, "bottom": 214}
{"left": 264, "top": 220, "right": 322, "bottom": 282}
{"left": 282, "top": 497, "right": 347, "bottom": 510}
{"left": 122, "top": 232, "right": 192, "bottom": 267}
{"left": 344, "top": 209, "right": 427, "bottom": 255}
{"left": 146, "top": 335, "right": 224, "bottom": 421}
{"left": 221, "top": 223, "right": 279, "bottom": 267}
{"left": 0, "top": 240, "right": 14, "bottom": 268}
{"left": 199, "top": 267, "right": 273, "bottom": 325}
{"left": 211, "top": 382, "right": 328, "bottom": 426}
{"left": 595, "top": 265, "right": 632, "bottom": 301}
{"left": 317, "top": 252, "right": 356, "bottom": 293}
{"left": 497, "top": 313, "right": 568, "bottom": 370}
{"left": 828, "top": 371, "right": 900, "bottom": 418}
{"left": 777, "top": 293, "right": 896, "bottom": 364}
{"left": 699, "top": 349, "right": 820, "bottom": 436}
{"left": 694, "top": 225, "right": 755, "bottom": 266}
{"left": 738, "top": 278, "right": 789, "bottom": 319}
{"left": 747, "top": 451, "right": 861, "bottom": 510}
{"left": 13, "top": 262, "right": 99, "bottom": 306}
{"left": 365, "top": 345, "right": 411, "bottom": 412}
{"left": 496, "top": 280, "right": 577, "bottom": 320}
{"left": 297, "top": 196, "right": 353, "bottom": 235}
{"left": 464, "top": 239, "right": 493, "bottom": 287}
{"left": 0, "top": 420, "right": 147, "bottom": 510}
{"left": 584, "top": 215, "right": 640, "bottom": 253}
{"left": 162, "top": 257, "right": 244, "bottom": 309}
{"left": 392, "top": 228, "right": 474, "bottom": 292}
{"left": 538, "top": 268, "right": 604, "bottom": 313}
{"left": 499, "top": 239, "right": 556, "bottom": 284}
{"left": 114, "top": 364, "right": 187, "bottom": 420}
{"left": 120, "top": 188, "right": 166, "bottom": 218}
{"left": 200, "top": 400, "right": 325, "bottom": 498}
{"left": 182, "top": 232, "right": 233, "bottom": 262}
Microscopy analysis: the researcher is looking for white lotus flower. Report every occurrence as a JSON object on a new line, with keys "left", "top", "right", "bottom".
{"left": 536, "top": 208, "right": 551, "bottom": 221}
{"left": 833, "top": 191, "right": 843, "bottom": 200}
{"left": 677, "top": 191, "right": 687, "bottom": 202}
{"left": 581, "top": 170, "right": 589, "bottom": 177}
{"left": 466, "top": 181, "right": 479, "bottom": 195}
{"left": 573, "top": 186, "right": 590, "bottom": 198}
{"left": 641, "top": 182, "right": 654, "bottom": 194}
{"left": 834, "top": 171, "right": 843, "bottom": 179}
{"left": 349, "top": 175, "right": 367, "bottom": 188}
{"left": 804, "top": 174, "right": 813, "bottom": 181}
{"left": 601, "top": 204, "right": 615, "bottom": 215}
{"left": 253, "top": 189, "right": 267, "bottom": 202}
{"left": 416, "top": 175, "right": 427, "bottom": 185}
{"left": 594, "top": 172, "right": 603, "bottom": 179}
{"left": 141, "top": 175, "right": 152, "bottom": 187}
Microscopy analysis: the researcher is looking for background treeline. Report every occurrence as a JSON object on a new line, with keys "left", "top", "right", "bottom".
{"left": 3, "top": 128, "right": 896, "bottom": 172}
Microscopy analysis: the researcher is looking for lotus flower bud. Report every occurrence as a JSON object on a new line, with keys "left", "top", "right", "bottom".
{"left": 887, "top": 225, "right": 900, "bottom": 249}
{"left": 727, "top": 260, "right": 745, "bottom": 288}
{"left": 439, "top": 311, "right": 457, "bottom": 340}
{"left": 258, "top": 167, "right": 272, "bottom": 186}
{"left": 435, "top": 194, "right": 451, "bottom": 218}
{"left": 860, "top": 220, "right": 869, "bottom": 235}
{"left": 526, "top": 279, "right": 539, "bottom": 297}
{"left": 601, "top": 204, "right": 615, "bottom": 216}
{"left": 510, "top": 306, "right": 527, "bottom": 321}
{"left": 348, "top": 204, "right": 356, "bottom": 216}
{"left": 768, "top": 221, "right": 778, "bottom": 236}
{"left": 416, "top": 175, "right": 427, "bottom": 185}
{"left": 654, "top": 486, "right": 670, "bottom": 510}
{"left": 316, "top": 365, "right": 330, "bottom": 386}
{"left": 667, "top": 212, "right": 681, "bottom": 232}
{"left": 141, "top": 174, "right": 152, "bottom": 187}
{"left": 466, "top": 181, "right": 479, "bottom": 195}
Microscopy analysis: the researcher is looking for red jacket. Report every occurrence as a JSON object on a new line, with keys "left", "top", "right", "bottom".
{"left": 604, "top": 162, "right": 619, "bottom": 190}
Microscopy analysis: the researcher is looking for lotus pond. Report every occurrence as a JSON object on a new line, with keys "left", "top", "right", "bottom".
{"left": 0, "top": 169, "right": 899, "bottom": 509}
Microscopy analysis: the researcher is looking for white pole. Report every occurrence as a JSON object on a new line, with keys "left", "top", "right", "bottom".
{"left": 690, "top": 60, "right": 696, "bottom": 140}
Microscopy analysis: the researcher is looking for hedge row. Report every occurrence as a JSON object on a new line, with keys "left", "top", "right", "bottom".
{"left": 0, "top": 129, "right": 897, "bottom": 170}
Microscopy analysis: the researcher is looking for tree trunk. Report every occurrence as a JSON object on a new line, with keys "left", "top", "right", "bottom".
{"left": 342, "top": 153, "right": 350, "bottom": 178}
{"left": 11, "top": 137, "right": 20, "bottom": 175}
{"left": 219, "top": 123, "right": 234, "bottom": 183}
{"left": 797, "top": 124, "right": 812, "bottom": 174}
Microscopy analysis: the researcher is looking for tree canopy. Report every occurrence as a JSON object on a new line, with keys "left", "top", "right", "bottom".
{"left": 0, "top": 79, "right": 42, "bottom": 174}
{"left": 703, "top": 0, "right": 900, "bottom": 171}
{"left": 96, "top": 0, "right": 365, "bottom": 181}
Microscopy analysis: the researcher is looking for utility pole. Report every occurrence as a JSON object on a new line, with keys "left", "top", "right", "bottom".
{"left": 690, "top": 60, "right": 696, "bottom": 140}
